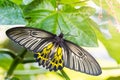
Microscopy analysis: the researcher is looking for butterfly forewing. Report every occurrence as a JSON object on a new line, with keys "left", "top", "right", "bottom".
{"left": 6, "top": 27, "right": 55, "bottom": 52}
{"left": 63, "top": 40, "right": 102, "bottom": 75}
{"left": 6, "top": 27, "right": 64, "bottom": 71}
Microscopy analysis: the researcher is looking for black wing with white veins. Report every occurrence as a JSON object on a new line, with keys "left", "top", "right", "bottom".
{"left": 63, "top": 40, "right": 102, "bottom": 76}
{"left": 6, "top": 27, "right": 55, "bottom": 52}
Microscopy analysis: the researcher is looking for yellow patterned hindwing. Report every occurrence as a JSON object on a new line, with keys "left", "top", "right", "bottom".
{"left": 34, "top": 43, "right": 64, "bottom": 71}
{"left": 46, "top": 47, "right": 64, "bottom": 71}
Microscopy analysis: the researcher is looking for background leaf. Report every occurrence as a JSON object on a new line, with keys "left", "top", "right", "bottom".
{"left": 11, "top": 77, "right": 20, "bottom": 80}
{"left": 0, "top": 0, "right": 26, "bottom": 25}
{"left": 0, "top": 53, "right": 12, "bottom": 69}
{"left": 10, "top": 0, "right": 23, "bottom": 5}
{"left": 89, "top": 0, "right": 120, "bottom": 64}
{"left": 98, "top": 26, "right": 120, "bottom": 64}
{"left": 22, "top": 0, "right": 98, "bottom": 47}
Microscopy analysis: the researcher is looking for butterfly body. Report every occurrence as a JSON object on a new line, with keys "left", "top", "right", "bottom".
{"left": 6, "top": 27, "right": 102, "bottom": 75}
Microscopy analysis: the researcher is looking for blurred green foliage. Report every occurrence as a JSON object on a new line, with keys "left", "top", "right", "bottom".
{"left": 0, "top": 0, "right": 26, "bottom": 24}
{"left": 0, "top": 0, "right": 120, "bottom": 80}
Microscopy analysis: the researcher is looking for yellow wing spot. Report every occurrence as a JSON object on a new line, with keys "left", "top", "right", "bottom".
{"left": 43, "top": 43, "right": 53, "bottom": 54}
{"left": 35, "top": 43, "right": 54, "bottom": 66}
{"left": 57, "top": 47, "right": 62, "bottom": 55}
{"left": 47, "top": 43, "right": 53, "bottom": 49}
{"left": 47, "top": 46, "right": 64, "bottom": 71}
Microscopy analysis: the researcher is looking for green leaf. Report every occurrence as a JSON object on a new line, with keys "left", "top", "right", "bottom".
{"left": 0, "top": 49, "right": 17, "bottom": 59}
{"left": 107, "top": 76, "right": 120, "bottom": 80}
{"left": 11, "top": 0, "right": 34, "bottom": 5}
{"left": 10, "top": 0, "right": 23, "bottom": 5}
{"left": 11, "top": 77, "right": 20, "bottom": 80}
{"left": 23, "top": 0, "right": 55, "bottom": 14}
{"left": 60, "top": 4, "right": 76, "bottom": 12}
{"left": 11, "top": 75, "right": 30, "bottom": 80}
{"left": 61, "top": 16, "right": 98, "bottom": 47}
{"left": 60, "top": 0, "right": 88, "bottom": 7}
{"left": 0, "top": 0, "right": 26, "bottom": 25}
{"left": 49, "top": 0, "right": 57, "bottom": 8}
{"left": 23, "top": 0, "right": 97, "bottom": 47}
{"left": 0, "top": 52, "right": 12, "bottom": 69}
{"left": 60, "top": 0, "right": 88, "bottom": 4}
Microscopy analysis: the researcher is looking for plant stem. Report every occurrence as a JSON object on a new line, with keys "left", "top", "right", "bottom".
{"left": 5, "top": 49, "right": 27, "bottom": 79}
{"left": 60, "top": 69, "right": 70, "bottom": 80}
{"left": 0, "top": 48, "right": 17, "bottom": 58}
{"left": 5, "top": 58, "right": 20, "bottom": 79}
{"left": 22, "top": 59, "right": 36, "bottom": 64}
{"left": 19, "top": 49, "right": 27, "bottom": 58}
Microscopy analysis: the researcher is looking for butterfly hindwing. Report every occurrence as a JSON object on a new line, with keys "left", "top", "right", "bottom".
{"left": 63, "top": 40, "right": 102, "bottom": 75}
{"left": 34, "top": 43, "right": 64, "bottom": 71}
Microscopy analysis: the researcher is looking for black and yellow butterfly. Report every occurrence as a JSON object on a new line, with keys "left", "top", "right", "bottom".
{"left": 6, "top": 27, "right": 102, "bottom": 75}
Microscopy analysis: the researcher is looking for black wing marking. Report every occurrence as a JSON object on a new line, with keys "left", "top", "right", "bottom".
{"left": 6, "top": 27, "right": 55, "bottom": 52}
{"left": 63, "top": 40, "right": 102, "bottom": 76}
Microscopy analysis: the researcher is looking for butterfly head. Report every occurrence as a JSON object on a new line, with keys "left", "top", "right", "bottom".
{"left": 58, "top": 33, "right": 64, "bottom": 38}
{"left": 53, "top": 33, "right": 64, "bottom": 44}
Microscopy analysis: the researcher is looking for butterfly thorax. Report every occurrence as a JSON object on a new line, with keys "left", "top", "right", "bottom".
{"left": 58, "top": 33, "right": 63, "bottom": 38}
{"left": 54, "top": 33, "right": 64, "bottom": 44}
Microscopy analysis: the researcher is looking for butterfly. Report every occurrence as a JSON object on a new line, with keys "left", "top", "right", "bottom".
{"left": 6, "top": 27, "right": 102, "bottom": 76}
